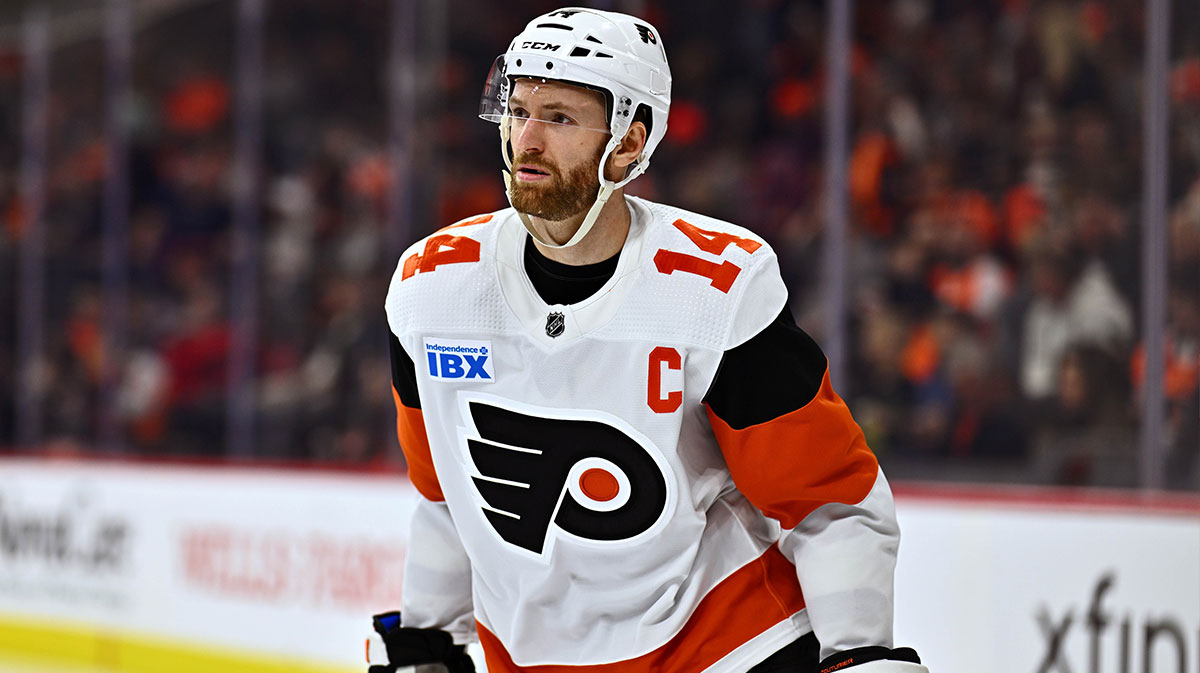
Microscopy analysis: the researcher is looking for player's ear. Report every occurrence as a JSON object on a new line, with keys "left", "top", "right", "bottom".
{"left": 608, "top": 121, "right": 648, "bottom": 177}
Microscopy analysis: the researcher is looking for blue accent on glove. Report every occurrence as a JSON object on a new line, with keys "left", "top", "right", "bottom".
{"left": 377, "top": 612, "right": 401, "bottom": 631}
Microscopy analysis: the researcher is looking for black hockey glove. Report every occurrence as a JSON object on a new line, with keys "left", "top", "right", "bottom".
{"left": 817, "top": 646, "right": 928, "bottom": 672}
{"left": 366, "top": 611, "right": 476, "bottom": 673}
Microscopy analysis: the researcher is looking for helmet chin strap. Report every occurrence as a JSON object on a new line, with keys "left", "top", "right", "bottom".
{"left": 501, "top": 124, "right": 621, "bottom": 250}
{"left": 503, "top": 171, "right": 615, "bottom": 249}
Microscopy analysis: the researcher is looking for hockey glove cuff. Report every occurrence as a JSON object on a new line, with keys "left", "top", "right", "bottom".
{"left": 365, "top": 611, "right": 475, "bottom": 673}
{"left": 818, "top": 646, "right": 928, "bottom": 673}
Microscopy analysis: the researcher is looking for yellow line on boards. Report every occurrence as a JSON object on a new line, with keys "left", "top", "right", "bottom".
{"left": 0, "top": 615, "right": 357, "bottom": 673}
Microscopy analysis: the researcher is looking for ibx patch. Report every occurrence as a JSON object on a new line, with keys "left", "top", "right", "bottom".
{"left": 423, "top": 337, "right": 495, "bottom": 383}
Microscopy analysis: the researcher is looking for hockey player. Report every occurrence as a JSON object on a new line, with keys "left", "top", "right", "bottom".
{"left": 371, "top": 7, "right": 929, "bottom": 673}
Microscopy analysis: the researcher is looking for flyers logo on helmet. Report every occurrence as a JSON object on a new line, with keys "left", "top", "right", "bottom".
{"left": 461, "top": 397, "right": 673, "bottom": 558}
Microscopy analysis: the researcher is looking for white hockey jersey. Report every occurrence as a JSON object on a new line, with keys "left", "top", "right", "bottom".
{"left": 384, "top": 197, "right": 901, "bottom": 672}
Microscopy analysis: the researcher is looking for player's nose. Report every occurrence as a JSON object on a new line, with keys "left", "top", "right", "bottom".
{"left": 511, "top": 118, "right": 546, "bottom": 154}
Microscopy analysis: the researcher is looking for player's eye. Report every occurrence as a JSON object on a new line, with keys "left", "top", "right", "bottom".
{"left": 509, "top": 107, "right": 530, "bottom": 119}
{"left": 552, "top": 113, "right": 573, "bottom": 125}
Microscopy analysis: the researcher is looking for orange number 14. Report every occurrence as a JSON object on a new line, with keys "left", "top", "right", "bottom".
{"left": 402, "top": 235, "right": 481, "bottom": 280}
{"left": 653, "top": 219, "right": 761, "bottom": 293}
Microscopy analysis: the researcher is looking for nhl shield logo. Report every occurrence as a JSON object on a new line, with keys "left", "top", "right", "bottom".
{"left": 545, "top": 312, "right": 566, "bottom": 338}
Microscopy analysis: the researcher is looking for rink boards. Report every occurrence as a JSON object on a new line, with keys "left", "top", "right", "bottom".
{"left": 0, "top": 458, "right": 1197, "bottom": 673}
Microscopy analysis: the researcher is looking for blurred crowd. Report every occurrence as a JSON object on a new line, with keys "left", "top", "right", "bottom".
{"left": 838, "top": 0, "right": 1199, "bottom": 489}
{"left": 0, "top": 0, "right": 1197, "bottom": 489}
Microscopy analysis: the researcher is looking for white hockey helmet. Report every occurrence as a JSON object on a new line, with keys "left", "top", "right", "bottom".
{"left": 479, "top": 7, "right": 672, "bottom": 248}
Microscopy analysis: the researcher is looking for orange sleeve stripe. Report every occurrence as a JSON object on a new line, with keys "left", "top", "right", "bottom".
{"left": 706, "top": 368, "right": 879, "bottom": 530}
{"left": 391, "top": 384, "right": 444, "bottom": 502}
{"left": 475, "top": 546, "right": 805, "bottom": 673}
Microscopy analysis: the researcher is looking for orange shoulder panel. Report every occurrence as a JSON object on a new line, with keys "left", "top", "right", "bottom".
{"left": 706, "top": 369, "right": 879, "bottom": 530}
{"left": 391, "top": 384, "right": 444, "bottom": 502}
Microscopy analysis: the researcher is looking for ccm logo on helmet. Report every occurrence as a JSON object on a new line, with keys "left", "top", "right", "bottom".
{"left": 520, "top": 41, "right": 561, "bottom": 51}
{"left": 462, "top": 399, "right": 671, "bottom": 557}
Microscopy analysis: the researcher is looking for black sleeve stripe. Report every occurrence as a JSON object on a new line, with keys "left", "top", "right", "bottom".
{"left": 702, "top": 306, "right": 828, "bottom": 430}
{"left": 389, "top": 331, "right": 422, "bottom": 410}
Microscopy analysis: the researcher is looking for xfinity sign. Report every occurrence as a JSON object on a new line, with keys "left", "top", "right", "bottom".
{"left": 1036, "top": 572, "right": 1198, "bottom": 673}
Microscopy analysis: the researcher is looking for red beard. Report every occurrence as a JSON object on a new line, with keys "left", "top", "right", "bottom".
{"left": 509, "top": 149, "right": 602, "bottom": 221}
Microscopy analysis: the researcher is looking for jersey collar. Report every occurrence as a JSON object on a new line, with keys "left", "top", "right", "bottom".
{"left": 495, "top": 198, "right": 649, "bottom": 347}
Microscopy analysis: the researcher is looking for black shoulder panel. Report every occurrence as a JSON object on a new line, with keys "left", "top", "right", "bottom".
{"left": 702, "top": 307, "right": 828, "bottom": 430}
{"left": 389, "top": 331, "right": 422, "bottom": 410}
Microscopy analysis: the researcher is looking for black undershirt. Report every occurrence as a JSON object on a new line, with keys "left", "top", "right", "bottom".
{"left": 523, "top": 234, "right": 620, "bottom": 305}
{"left": 390, "top": 236, "right": 829, "bottom": 429}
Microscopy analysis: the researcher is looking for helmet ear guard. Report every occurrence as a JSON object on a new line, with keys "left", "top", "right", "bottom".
{"left": 480, "top": 8, "right": 671, "bottom": 249}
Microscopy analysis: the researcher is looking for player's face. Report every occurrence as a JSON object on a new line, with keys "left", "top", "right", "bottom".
{"left": 506, "top": 79, "right": 611, "bottom": 222}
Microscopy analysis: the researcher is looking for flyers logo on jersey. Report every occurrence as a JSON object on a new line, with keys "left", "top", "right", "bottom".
{"left": 424, "top": 338, "right": 495, "bottom": 383}
{"left": 462, "top": 399, "right": 671, "bottom": 557}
